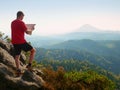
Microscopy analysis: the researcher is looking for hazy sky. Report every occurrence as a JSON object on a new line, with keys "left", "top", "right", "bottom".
{"left": 0, "top": 0, "right": 120, "bottom": 36}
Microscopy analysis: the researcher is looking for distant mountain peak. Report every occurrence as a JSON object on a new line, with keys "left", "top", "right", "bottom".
{"left": 81, "top": 24, "right": 96, "bottom": 28}
{"left": 77, "top": 24, "right": 101, "bottom": 32}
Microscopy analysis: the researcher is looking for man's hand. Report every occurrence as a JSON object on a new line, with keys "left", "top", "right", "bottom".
{"left": 25, "top": 30, "right": 32, "bottom": 35}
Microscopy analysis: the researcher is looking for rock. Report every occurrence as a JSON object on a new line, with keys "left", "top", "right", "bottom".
{"left": 0, "top": 63, "right": 44, "bottom": 90}
{"left": 34, "top": 68, "right": 44, "bottom": 76}
{"left": 22, "top": 70, "right": 45, "bottom": 86}
{"left": 0, "top": 40, "right": 15, "bottom": 56}
{"left": 0, "top": 47, "right": 16, "bottom": 70}
{"left": 0, "top": 63, "right": 14, "bottom": 77}
{"left": 0, "top": 39, "right": 45, "bottom": 90}
{"left": 0, "top": 39, "right": 26, "bottom": 65}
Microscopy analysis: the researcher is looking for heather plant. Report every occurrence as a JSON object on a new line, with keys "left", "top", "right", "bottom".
{"left": 41, "top": 67, "right": 115, "bottom": 90}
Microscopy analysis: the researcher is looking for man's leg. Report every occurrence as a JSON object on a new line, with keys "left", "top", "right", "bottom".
{"left": 26, "top": 48, "right": 36, "bottom": 69}
{"left": 15, "top": 55, "right": 20, "bottom": 69}
{"left": 29, "top": 48, "right": 36, "bottom": 64}
{"left": 14, "top": 55, "right": 22, "bottom": 76}
{"left": 22, "top": 43, "right": 36, "bottom": 69}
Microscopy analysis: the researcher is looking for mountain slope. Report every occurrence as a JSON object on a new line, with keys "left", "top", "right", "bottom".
{"left": 36, "top": 40, "right": 120, "bottom": 74}
{"left": 47, "top": 39, "right": 120, "bottom": 56}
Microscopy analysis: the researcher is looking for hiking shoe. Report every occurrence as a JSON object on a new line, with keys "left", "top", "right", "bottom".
{"left": 26, "top": 64, "right": 33, "bottom": 71}
{"left": 16, "top": 69, "right": 22, "bottom": 77}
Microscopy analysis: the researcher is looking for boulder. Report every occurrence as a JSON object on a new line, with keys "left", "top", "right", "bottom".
{"left": 0, "top": 40, "right": 45, "bottom": 90}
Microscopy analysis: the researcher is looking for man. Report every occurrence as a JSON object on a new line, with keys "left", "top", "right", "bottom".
{"left": 11, "top": 11, "right": 36, "bottom": 74}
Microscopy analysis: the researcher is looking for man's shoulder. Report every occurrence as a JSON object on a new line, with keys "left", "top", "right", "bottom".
{"left": 12, "top": 19, "right": 18, "bottom": 23}
{"left": 12, "top": 19, "right": 24, "bottom": 24}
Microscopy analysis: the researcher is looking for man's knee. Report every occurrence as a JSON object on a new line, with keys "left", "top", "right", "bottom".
{"left": 30, "top": 48, "right": 36, "bottom": 54}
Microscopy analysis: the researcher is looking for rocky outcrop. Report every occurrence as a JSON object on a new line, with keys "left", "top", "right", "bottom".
{"left": 0, "top": 40, "right": 45, "bottom": 90}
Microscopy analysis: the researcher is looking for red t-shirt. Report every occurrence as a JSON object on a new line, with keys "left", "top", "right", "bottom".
{"left": 11, "top": 19, "right": 27, "bottom": 44}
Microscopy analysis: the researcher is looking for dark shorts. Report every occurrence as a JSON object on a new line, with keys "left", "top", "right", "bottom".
{"left": 13, "top": 42, "right": 33, "bottom": 55}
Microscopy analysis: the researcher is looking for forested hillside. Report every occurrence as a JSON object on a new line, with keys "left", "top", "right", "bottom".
{"left": 38, "top": 39, "right": 120, "bottom": 74}
{"left": 35, "top": 48, "right": 120, "bottom": 89}
{"left": 34, "top": 39, "right": 120, "bottom": 89}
